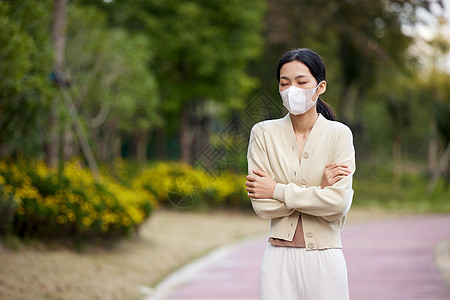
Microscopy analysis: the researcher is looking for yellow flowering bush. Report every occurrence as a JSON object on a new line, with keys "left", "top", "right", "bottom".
{"left": 0, "top": 160, "right": 157, "bottom": 239}
{"left": 0, "top": 159, "right": 250, "bottom": 240}
{"left": 132, "top": 162, "right": 250, "bottom": 209}
{"left": 209, "top": 172, "right": 250, "bottom": 208}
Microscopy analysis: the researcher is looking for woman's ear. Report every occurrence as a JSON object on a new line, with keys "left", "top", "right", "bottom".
{"left": 318, "top": 81, "right": 327, "bottom": 95}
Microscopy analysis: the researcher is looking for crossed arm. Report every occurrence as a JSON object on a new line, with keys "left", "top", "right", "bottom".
{"left": 246, "top": 124, "right": 355, "bottom": 221}
{"left": 245, "top": 163, "right": 351, "bottom": 199}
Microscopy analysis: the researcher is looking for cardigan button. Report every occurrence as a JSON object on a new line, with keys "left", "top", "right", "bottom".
{"left": 300, "top": 178, "right": 307, "bottom": 185}
{"left": 303, "top": 152, "right": 309, "bottom": 158}
{"left": 306, "top": 232, "right": 313, "bottom": 238}
{"left": 307, "top": 243, "right": 315, "bottom": 249}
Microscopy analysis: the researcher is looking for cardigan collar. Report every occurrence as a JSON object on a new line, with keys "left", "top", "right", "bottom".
{"left": 281, "top": 113, "right": 327, "bottom": 139}
{"left": 280, "top": 113, "right": 327, "bottom": 159}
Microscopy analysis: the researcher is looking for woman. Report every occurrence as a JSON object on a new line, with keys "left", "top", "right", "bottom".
{"left": 245, "top": 48, "right": 355, "bottom": 300}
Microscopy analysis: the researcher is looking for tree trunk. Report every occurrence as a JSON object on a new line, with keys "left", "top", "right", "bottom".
{"left": 155, "top": 127, "right": 167, "bottom": 160}
{"left": 63, "top": 122, "right": 77, "bottom": 160}
{"left": 337, "top": 84, "right": 353, "bottom": 124}
{"left": 46, "top": 0, "right": 67, "bottom": 166}
{"left": 133, "top": 130, "right": 148, "bottom": 165}
{"left": 428, "top": 141, "right": 450, "bottom": 193}
{"left": 100, "top": 121, "right": 121, "bottom": 161}
{"left": 60, "top": 89, "right": 100, "bottom": 179}
{"left": 392, "top": 134, "right": 402, "bottom": 188}
{"left": 179, "top": 100, "right": 210, "bottom": 164}
{"left": 339, "top": 83, "right": 368, "bottom": 160}
{"left": 192, "top": 115, "right": 210, "bottom": 159}
{"left": 46, "top": 104, "right": 60, "bottom": 167}
{"left": 52, "top": 0, "right": 66, "bottom": 71}
{"left": 111, "top": 126, "right": 122, "bottom": 160}
{"left": 428, "top": 123, "right": 439, "bottom": 175}
{"left": 180, "top": 102, "right": 193, "bottom": 163}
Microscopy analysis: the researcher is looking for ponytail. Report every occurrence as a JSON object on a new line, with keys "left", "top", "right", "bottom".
{"left": 317, "top": 98, "right": 335, "bottom": 121}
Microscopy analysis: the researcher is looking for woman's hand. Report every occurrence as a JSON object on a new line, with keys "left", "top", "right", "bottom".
{"left": 321, "top": 163, "right": 351, "bottom": 189}
{"left": 245, "top": 169, "right": 277, "bottom": 199}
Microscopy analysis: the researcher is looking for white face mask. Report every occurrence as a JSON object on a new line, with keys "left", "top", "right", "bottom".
{"left": 279, "top": 81, "right": 324, "bottom": 115}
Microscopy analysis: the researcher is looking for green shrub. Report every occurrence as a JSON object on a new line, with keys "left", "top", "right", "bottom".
{"left": 0, "top": 159, "right": 251, "bottom": 241}
{"left": 0, "top": 160, "right": 157, "bottom": 239}
{"left": 353, "top": 162, "right": 450, "bottom": 213}
{"left": 131, "top": 162, "right": 249, "bottom": 210}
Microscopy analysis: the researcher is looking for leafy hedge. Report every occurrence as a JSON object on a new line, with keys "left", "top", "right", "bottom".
{"left": 0, "top": 160, "right": 156, "bottom": 239}
{"left": 131, "top": 162, "right": 249, "bottom": 209}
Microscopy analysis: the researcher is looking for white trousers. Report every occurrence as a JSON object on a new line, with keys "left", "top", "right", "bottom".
{"left": 259, "top": 243, "right": 349, "bottom": 300}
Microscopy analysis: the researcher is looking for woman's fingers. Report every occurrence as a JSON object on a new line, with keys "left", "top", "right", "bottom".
{"left": 332, "top": 167, "right": 351, "bottom": 176}
{"left": 326, "top": 163, "right": 348, "bottom": 171}
{"left": 322, "top": 163, "right": 352, "bottom": 188}
{"left": 326, "top": 164, "right": 351, "bottom": 177}
{"left": 246, "top": 175, "right": 256, "bottom": 181}
{"left": 328, "top": 171, "right": 350, "bottom": 182}
{"left": 246, "top": 180, "right": 255, "bottom": 193}
{"left": 246, "top": 174, "right": 258, "bottom": 196}
{"left": 252, "top": 169, "right": 268, "bottom": 177}
{"left": 245, "top": 181, "right": 256, "bottom": 194}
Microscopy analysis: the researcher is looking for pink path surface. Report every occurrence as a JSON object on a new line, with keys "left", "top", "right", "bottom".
{"left": 160, "top": 215, "right": 450, "bottom": 300}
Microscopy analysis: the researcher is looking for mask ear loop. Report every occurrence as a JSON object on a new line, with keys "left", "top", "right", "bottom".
{"left": 313, "top": 80, "right": 326, "bottom": 101}
{"left": 315, "top": 80, "right": 326, "bottom": 91}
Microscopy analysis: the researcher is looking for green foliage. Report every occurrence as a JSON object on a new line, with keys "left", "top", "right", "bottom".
{"left": 0, "top": 160, "right": 157, "bottom": 239}
{"left": 255, "top": 0, "right": 446, "bottom": 161}
{"left": 0, "top": 0, "right": 448, "bottom": 225}
{"left": 258, "top": 0, "right": 423, "bottom": 98}
{"left": 354, "top": 161, "right": 450, "bottom": 213}
{"left": 65, "top": 4, "right": 160, "bottom": 134}
{"left": 435, "top": 102, "right": 450, "bottom": 143}
{"left": 431, "top": 71, "right": 450, "bottom": 143}
{"left": 0, "top": 158, "right": 251, "bottom": 241}
{"left": 82, "top": 0, "right": 266, "bottom": 120}
{"left": 131, "top": 161, "right": 250, "bottom": 210}
{"left": 143, "top": 0, "right": 265, "bottom": 109}
{"left": 0, "top": 0, "right": 54, "bottom": 157}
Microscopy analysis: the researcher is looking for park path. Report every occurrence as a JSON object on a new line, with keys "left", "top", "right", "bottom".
{"left": 146, "top": 215, "right": 450, "bottom": 300}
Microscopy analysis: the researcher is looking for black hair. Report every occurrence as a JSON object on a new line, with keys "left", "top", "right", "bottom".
{"left": 276, "top": 48, "right": 336, "bottom": 121}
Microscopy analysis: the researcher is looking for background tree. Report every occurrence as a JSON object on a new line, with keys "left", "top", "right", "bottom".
{"left": 81, "top": 0, "right": 266, "bottom": 163}
{"left": 254, "top": 0, "right": 444, "bottom": 160}
{"left": 0, "top": 0, "right": 54, "bottom": 158}
{"left": 0, "top": 0, "right": 448, "bottom": 189}
{"left": 64, "top": 4, "right": 159, "bottom": 164}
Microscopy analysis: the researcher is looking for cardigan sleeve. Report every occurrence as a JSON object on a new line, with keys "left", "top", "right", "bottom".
{"left": 272, "top": 125, "right": 355, "bottom": 221}
{"left": 247, "top": 124, "right": 295, "bottom": 220}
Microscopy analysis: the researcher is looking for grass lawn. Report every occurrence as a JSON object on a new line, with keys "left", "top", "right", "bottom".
{"left": 0, "top": 207, "right": 416, "bottom": 300}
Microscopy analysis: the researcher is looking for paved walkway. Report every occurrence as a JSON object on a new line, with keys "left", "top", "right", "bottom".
{"left": 146, "top": 215, "right": 450, "bottom": 300}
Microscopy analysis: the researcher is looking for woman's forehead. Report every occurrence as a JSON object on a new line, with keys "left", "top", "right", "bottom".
{"left": 279, "top": 61, "right": 312, "bottom": 78}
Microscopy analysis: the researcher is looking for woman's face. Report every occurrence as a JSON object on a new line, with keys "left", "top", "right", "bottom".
{"left": 279, "top": 60, "right": 318, "bottom": 92}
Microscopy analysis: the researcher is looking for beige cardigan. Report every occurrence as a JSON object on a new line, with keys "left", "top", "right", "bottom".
{"left": 247, "top": 113, "right": 355, "bottom": 250}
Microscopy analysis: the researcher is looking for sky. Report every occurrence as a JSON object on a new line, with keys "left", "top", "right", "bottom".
{"left": 410, "top": 0, "right": 450, "bottom": 72}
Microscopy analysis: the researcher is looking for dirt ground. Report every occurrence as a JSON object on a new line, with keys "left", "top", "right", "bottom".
{"left": 0, "top": 207, "right": 425, "bottom": 300}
